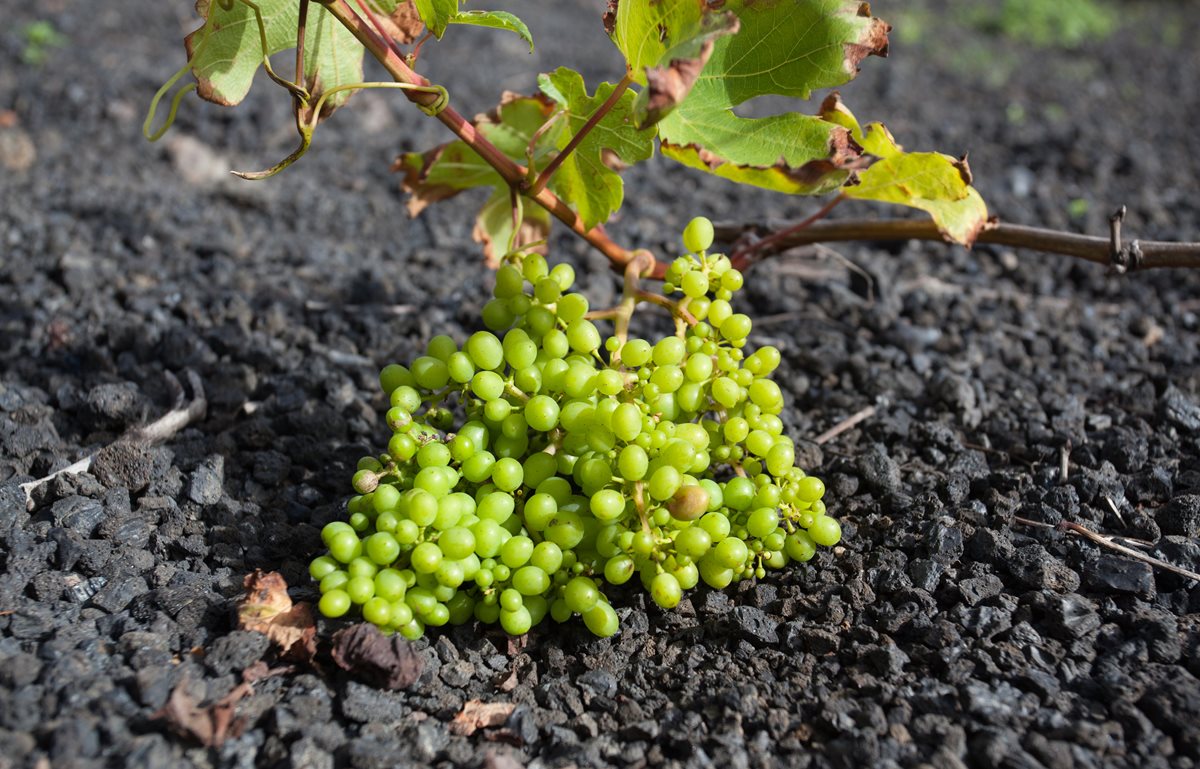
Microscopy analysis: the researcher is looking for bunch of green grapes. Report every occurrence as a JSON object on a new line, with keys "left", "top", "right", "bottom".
{"left": 309, "top": 217, "right": 841, "bottom": 639}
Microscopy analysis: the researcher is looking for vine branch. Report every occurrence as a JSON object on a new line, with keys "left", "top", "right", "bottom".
{"left": 720, "top": 213, "right": 1200, "bottom": 272}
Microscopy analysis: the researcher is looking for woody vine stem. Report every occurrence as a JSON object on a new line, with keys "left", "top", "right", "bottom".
{"left": 319, "top": 0, "right": 1200, "bottom": 277}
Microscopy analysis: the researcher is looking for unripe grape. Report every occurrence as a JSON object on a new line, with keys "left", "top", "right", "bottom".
{"left": 682, "top": 216, "right": 715, "bottom": 253}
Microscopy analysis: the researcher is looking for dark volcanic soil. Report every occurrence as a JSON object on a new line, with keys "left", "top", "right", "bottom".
{"left": 2, "top": 2, "right": 1199, "bottom": 768}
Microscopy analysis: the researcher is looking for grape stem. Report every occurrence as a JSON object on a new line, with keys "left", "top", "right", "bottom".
{"left": 632, "top": 482, "right": 651, "bottom": 535}
{"left": 505, "top": 383, "right": 530, "bottom": 403}
{"left": 632, "top": 290, "right": 698, "bottom": 332}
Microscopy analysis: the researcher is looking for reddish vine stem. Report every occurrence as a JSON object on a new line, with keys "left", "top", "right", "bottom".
{"left": 294, "top": 0, "right": 309, "bottom": 96}
{"left": 354, "top": 0, "right": 405, "bottom": 61}
{"left": 320, "top": 0, "right": 660, "bottom": 275}
{"left": 721, "top": 217, "right": 1200, "bottom": 272}
{"left": 525, "top": 72, "right": 635, "bottom": 197}
{"left": 731, "top": 193, "right": 846, "bottom": 268}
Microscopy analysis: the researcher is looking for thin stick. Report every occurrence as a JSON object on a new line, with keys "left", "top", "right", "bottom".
{"left": 814, "top": 405, "right": 876, "bottom": 445}
{"left": 1013, "top": 516, "right": 1200, "bottom": 582}
{"left": 19, "top": 371, "right": 207, "bottom": 509}
{"left": 718, "top": 218, "right": 1200, "bottom": 272}
{"left": 731, "top": 194, "right": 846, "bottom": 267}
{"left": 526, "top": 72, "right": 634, "bottom": 197}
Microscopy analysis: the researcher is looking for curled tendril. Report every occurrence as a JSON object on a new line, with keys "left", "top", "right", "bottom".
{"left": 232, "top": 82, "right": 451, "bottom": 180}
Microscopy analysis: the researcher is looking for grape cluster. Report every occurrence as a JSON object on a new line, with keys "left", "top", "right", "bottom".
{"left": 310, "top": 217, "right": 841, "bottom": 639}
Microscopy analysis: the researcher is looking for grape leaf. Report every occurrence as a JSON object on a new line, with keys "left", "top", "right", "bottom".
{"left": 474, "top": 189, "right": 552, "bottom": 267}
{"left": 395, "top": 93, "right": 560, "bottom": 263}
{"left": 657, "top": 0, "right": 889, "bottom": 194}
{"left": 301, "top": 3, "right": 364, "bottom": 121}
{"left": 413, "top": 0, "right": 457, "bottom": 38}
{"left": 822, "top": 95, "right": 989, "bottom": 245}
{"left": 451, "top": 11, "right": 533, "bottom": 52}
{"left": 185, "top": 0, "right": 364, "bottom": 121}
{"left": 603, "top": 0, "right": 740, "bottom": 127}
{"left": 536, "top": 67, "right": 655, "bottom": 230}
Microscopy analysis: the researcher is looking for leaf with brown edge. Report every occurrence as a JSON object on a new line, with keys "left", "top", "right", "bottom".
{"left": 236, "top": 570, "right": 317, "bottom": 664}
{"left": 449, "top": 700, "right": 517, "bottom": 736}
{"left": 656, "top": 0, "right": 888, "bottom": 194}
{"left": 331, "top": 623, "right": 424, "bottom": 690}
{"left": 821, "top": 93, "right": 989, "bottom": 246}
{"left": 603, "top": 0, "right": 740, "bottom": 128}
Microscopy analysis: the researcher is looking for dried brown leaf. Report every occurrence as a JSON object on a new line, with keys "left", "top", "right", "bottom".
{"left": 237, "top": 570, "right": 318, "bottom": 664}
{"left": 376, "top": 0, "right": 425, "bottom": 44}
{"left": 330, "top": 623, "right": 424, "bottom": 690}
{"left": 155, "top": 677, "right": 251, "bottom": 747}
{"left": 449, "top": 700, "right": 517, "bottom": 736}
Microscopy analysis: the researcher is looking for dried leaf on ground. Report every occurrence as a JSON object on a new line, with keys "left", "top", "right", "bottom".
{"left": 237, "top": 570, "right": 318, "bottom": 664}
{"left": 449, "top": 700, "right": 517, "bottom": 736}
{"left": 155, "top": 678, "right": 251, "bottom": 747}
{"left": 330, "top": 623, "right": 424, "bottom": 690}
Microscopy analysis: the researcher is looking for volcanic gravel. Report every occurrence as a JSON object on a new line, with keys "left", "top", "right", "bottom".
{"left": 2, "top": 1, "right": 1199, "bottom": 768}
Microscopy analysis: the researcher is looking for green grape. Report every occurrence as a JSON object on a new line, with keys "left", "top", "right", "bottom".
{"left": 525, "top": 395, "right": 560, "bottom": 432}
{"left": 374, "top": 569, "right": 407, "bottom": 601}
{"left": 604, "top": 554, "right": 635, "bottom": 584}
{"left": 682, "top": 216, "right": 715, "bottom": 253}
{"left": 346, "top": 576, "right": 375, "bottom": 604}
{"left": 494, "top": 263, "right": 525, "bottom": 298}
{"left": 797, "top": 476, "right": 825, "bottom": 503}
{"left": 501, "top": 535, "right": 535, "bottom": 568}
{"left": 621, "top": 339, "right": 653, "bottom": 367}
{"left": 582, "top": 601, "right": 619, "bottom": 637}
{"left": 557, "top": 293, "right": 589, "bottom": 323}
{"left": 589, "top": 489, "right": 626, "bottom": 523}
{"left": 808, "top": 515, "right": 842, "bottom": 547}
{"left": 319, "top": 570, "right": 349, "bottom": 594}
{"left": 653, "top": 336, "right": 686, "bottom": 366}
{"left": 309, "top": 555, "right": 339, "bottom": 580}
{"left": 319, "top": 590, "right": 351, "bottom": 618}
{"left": 530, "top": 541, "right": 564, "bottom": 574}
{"left": 500, "top": 606, "right": 533, "bottom": 635}
{"left": 365, "top": 532, "right": 401, "bottom": 565}
{"left": 466, "top": 331, "right": 504, "bottom": 370}
{"left": 648, "top": 465, "right": 683, "bottom": 501}
{"left": 410, "top": 542, "right": 443, "bottom": 574}
{"left": 491, "top": 457, "right": 524, "bottom": 491}
{"left": 747, "top": 507, "right": 780, "bottom": 539}
{"left": 713, "top": 537, "right": 750, "bottom": 569}
{"left": 563, "top": 576, "right": 600, "bottom": 614}
{"left": 513, "top": 565, "right": 550, "bottom": 596}
{"left": 785, "top": 530, "right": 817, "bottom": 562}
{"left": 650, "top": 572, "right": 682, "bottom": 609}
{"left": 379, "top": 364, "right": 414, "bottom": 396}
{"left": 675, "top": 526, "right": 712, "bottom": 559}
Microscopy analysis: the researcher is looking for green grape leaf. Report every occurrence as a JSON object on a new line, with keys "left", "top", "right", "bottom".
{"left": 396, "top": 93, "right": 561, "bottom": 262}
{"left": 186, "top": 0, "right": 301, "bottom": 106}
{"left": 301, "top": 4, "right": 365, "bottom": 121}
{"left": 536, "top": 67, "right": 656, "bottom": 230}
{"left": 450, "top": 11, "right": 533, "bottom": 52}
{"left": 822, "top": 95, "right": 989, "bottom": 245}
{"left": 185, "top": 0, "right": 365, "bottom": 121}
{"left": 657, "top": 0, "right": 889, "bottom": 194}
{"left": 603, "top": 0, "right": 740, "bottom": 127}
{"left": 413, "top": 0, "right": 457, "bottom": 38}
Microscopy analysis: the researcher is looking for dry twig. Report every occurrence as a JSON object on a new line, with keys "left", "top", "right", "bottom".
{"left": 19, "top": 370, "right": 207, "bottom": 509}
{"left": 814, "top": 405, "right": 877, "bottom": 445}
{"left": 1013, "top": 516, "right": 1200, "bottom": 582}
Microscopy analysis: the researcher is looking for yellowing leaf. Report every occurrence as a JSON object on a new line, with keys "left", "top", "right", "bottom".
{"left": 822, "top": 95, "right": 989, "bottom": 245}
